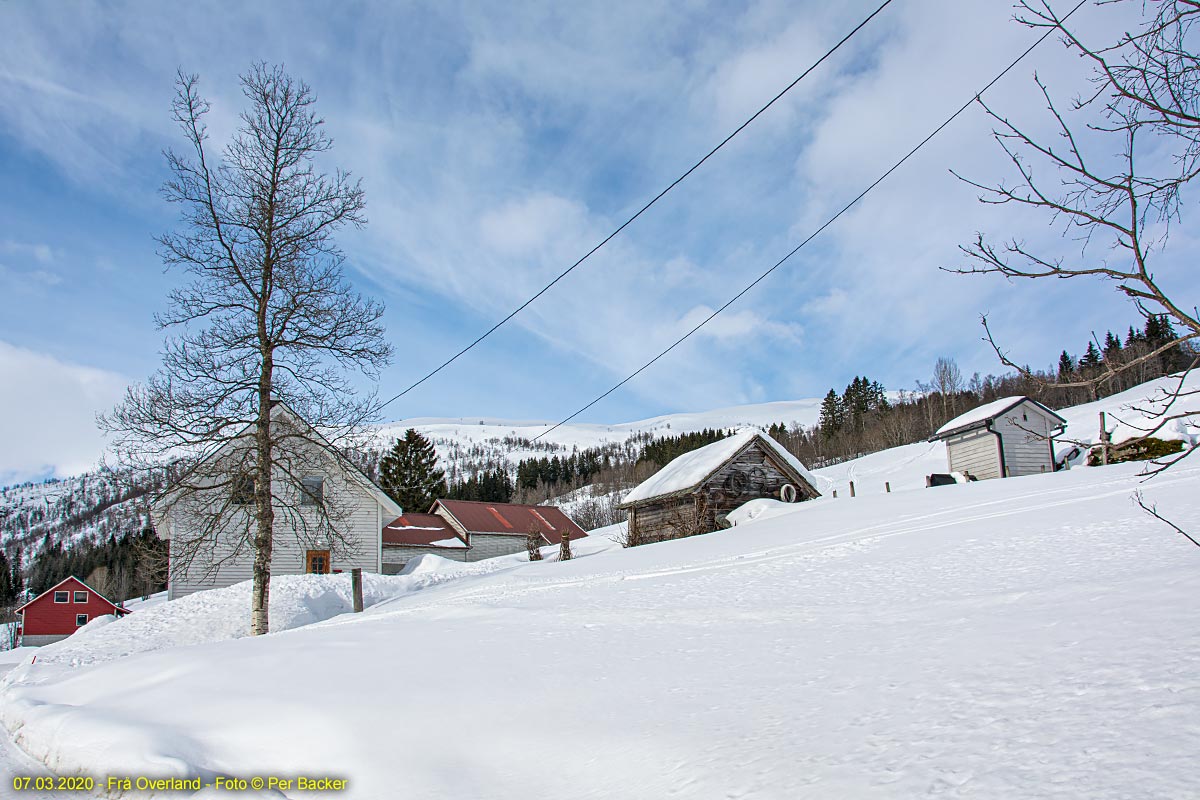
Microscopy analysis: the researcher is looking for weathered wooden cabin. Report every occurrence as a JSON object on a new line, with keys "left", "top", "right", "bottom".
{"left": 618, "top": 429, "right": 820, "bottom": 546}
{"left": 929, "top": 396, "right": 1066, "bottom": 480}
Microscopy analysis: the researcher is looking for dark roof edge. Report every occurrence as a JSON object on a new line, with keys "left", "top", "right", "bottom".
{"left": 929, "top": 397, "right": 1067, "bottom": 442}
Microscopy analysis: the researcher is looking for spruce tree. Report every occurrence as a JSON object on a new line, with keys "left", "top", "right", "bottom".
{"left": 378, "top": 429, "right": 447, "bottom": 514}
{"left": 0, "top": 551, "right": 11, "bottom": 604}
{"left": 1103, "top": 331, "right": 1122, "bottom": 357}
{"left": 1057, "top": 350, "right": 1075, "bottom": 380}
{"left": 9, "top": 549, "right": 23, "bottom": 601}
{"left": 819, "top": 390, "right": 844, "bottom": 437}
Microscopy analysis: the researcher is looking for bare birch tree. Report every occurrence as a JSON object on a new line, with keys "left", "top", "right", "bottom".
{"left": 950, "top": 1, "right": 1199, "bottom": 474}
{"left": 102, "top": 64, "right": 392, "bottom": 634}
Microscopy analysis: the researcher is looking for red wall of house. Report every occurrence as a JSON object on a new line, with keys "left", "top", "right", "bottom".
{"left": 20, "top": 578, "right": 121, "bottom": 636}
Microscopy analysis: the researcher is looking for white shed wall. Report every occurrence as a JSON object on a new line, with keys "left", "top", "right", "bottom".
{"left": 993, "top": 401, "right": 1058, "bottom": 477}
{"left": 946, "top": 428, "right": 1003, "bottom": 480}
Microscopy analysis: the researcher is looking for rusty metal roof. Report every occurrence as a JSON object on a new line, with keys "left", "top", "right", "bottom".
{"left": 433, "top": 499, "right": 587, "bottom": 545}
{"left": 382, "top": 513, "right": 466, "bottom": 548}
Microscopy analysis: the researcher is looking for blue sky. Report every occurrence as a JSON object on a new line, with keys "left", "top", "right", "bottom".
{"left": 0, "top": 0, "right": 1188, "bottom": 483}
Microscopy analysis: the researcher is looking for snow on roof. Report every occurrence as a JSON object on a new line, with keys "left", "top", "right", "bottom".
{"left": 382, "top": 513, "right": 466, "bottom": 548}
{"left": 621, "top": 428, "right": 818, "bottom": 506}
{"left": 933, "top": 396, "right": 1064, "bottom": 438}
{"left": 428, "top": 537, "right": 468, "bottom": 549}
{"left": 934, "top": 397, "right": 1025, "bottom": 436}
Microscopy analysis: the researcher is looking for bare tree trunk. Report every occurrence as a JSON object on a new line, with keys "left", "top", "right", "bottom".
{"left": 251, "top": 384, "right": 274, "bottom": 636}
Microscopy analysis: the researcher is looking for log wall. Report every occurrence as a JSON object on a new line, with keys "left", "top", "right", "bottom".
{"left": 627, "top": 440, "right": 817, "bottom": 546}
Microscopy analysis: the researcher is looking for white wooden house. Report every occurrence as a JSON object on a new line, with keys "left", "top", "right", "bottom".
{"left": 151, "top": 403, "right": 402, "bottom": 600}
{"left": 930, "top": 396, "right": 1066, "bottom": 480}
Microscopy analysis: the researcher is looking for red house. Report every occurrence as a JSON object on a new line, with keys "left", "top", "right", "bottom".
{"left": 15, "top": 577, "right": 129, "bottom": 647}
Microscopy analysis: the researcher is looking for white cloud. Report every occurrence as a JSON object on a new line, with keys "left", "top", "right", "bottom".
{"left": 0, "top": 341, "right": 129, "bottom": 484}
{"left": 478, "top": 193, "right": 590, "bottom": 257}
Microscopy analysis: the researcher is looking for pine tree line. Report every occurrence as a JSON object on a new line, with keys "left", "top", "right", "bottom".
{"left": 636, "top": 428, "right": 732, "bottom": 468}
{"left": 24, "top": 529, "right": 168, "bottom": 601}
{"left": 446, "top": 468, "right": 515, "bottom": 503}
{"left": 1055, "top": 315, "right": 1193, "bottom": 403}
{"left": 817, "top": 377, "right": 889, "bottom": 438}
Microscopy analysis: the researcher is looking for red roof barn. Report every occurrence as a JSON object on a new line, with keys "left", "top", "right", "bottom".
{"left": 379, "top": 500, "right": 589, "bottom": 574}
{"left": 432, "top": 499, "right": 586, "bottom": 546}
{"left": 16, "top": 577, "right": 129, "bottom": 647}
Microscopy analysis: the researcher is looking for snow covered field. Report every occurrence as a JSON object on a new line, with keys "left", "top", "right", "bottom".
{"left": 2, "top": 452, "right": 1197, "bottom": 798}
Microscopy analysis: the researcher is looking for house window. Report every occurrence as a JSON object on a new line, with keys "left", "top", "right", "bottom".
{"left": 300, "top": 477, "right": 324, "bottom": 506}
{"left": 54, "top": 591, "right": 69, "bottom": 603}
{"left": 73, "top": 591, "right": 87, "bottom": 603}
{"left": 75, "top": 614, "right": 88, "bottom": 626}
{"left": 305, "top": 550, "right": 331, "bottom": 574}
{"left": 232, "top": 474, "right": 255, "bottom": 505}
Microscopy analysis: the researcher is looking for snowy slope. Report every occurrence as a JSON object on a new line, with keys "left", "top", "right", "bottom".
{"left": 814, "top": 440, "right": 949, "bottom": 497}
{"left": 1054, "top": 371, "right": 1200, "bottom": 457}
{"left": 2, "top": 458, "right": 1198, "bottom": 799}
{"left": 373, "top": 397, "right": 825, "bottom": 462}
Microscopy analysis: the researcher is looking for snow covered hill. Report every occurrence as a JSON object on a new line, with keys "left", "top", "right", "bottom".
{"left": 1, "top": 454, "right": 1197, "bottom": 798}
{"left": 372, "top": 397, "right": 828, "bottom": 479}
{"left": 378, "top": 397, "right": 825, "bottom": 451}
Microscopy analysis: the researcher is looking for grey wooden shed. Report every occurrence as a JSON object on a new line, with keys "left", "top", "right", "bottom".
{"left": 930, "top": 396, "right": 1066, "bottom": 480}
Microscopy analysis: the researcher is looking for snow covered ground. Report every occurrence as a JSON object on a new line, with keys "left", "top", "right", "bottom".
{"left": 1, "top": 453, "right": 1197, "bottom": 798}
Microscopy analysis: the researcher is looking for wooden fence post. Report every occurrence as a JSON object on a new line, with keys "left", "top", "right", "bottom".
{"left": 351, "top": 568, "right": 364, "bottom": 613}
{"left": 885, "top": 481, "right": 891, "bottom": 493}
{"left": 849, "top": 481, "right": 856, "bottom": 498}
{"left": 832, "top": 490, "right": 838, "bottom": 498}
{"left": 1099, "top": 411, "right": 1109, "bottom": 466}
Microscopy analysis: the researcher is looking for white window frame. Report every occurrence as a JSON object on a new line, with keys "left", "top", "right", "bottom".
{"left": 53, "top": 591, "right": 69, "bottom": 603}
{"left": 300, "top": 476, "right": 325, "bottom": 507}
{"left": 75, "top": 614, "right": 88, "bottom": 626}
{"left": 73, "top": 591, "right": 88, "bottom": 603}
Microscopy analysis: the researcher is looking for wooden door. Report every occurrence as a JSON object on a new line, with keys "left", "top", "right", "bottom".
{"left": 305, "top": 550, "right": 331, "bottom": 574}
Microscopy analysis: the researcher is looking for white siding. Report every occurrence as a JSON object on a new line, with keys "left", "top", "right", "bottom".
{"left": 166, "top": 444, "right": 389, "bottom": 601}
{"left": 993, "top": 401, "right": 1057, "bottom": 477}
{"left": 946, "top": 428, "right": 1003, "bottom": 480}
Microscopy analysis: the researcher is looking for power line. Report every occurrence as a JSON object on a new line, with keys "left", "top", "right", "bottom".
{"left": 378, "top": 0, "right": 897, "bottom": 412}
{"left": 531, "top": 0, "right": 1089, "bottom": 443}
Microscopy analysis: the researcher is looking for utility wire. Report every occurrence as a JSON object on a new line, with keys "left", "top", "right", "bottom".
{"left": 532, "top": 0, "right": 1089, "bottom": 443}
{"left": 378, "top": 0, "right": 897, "bottom": 412}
